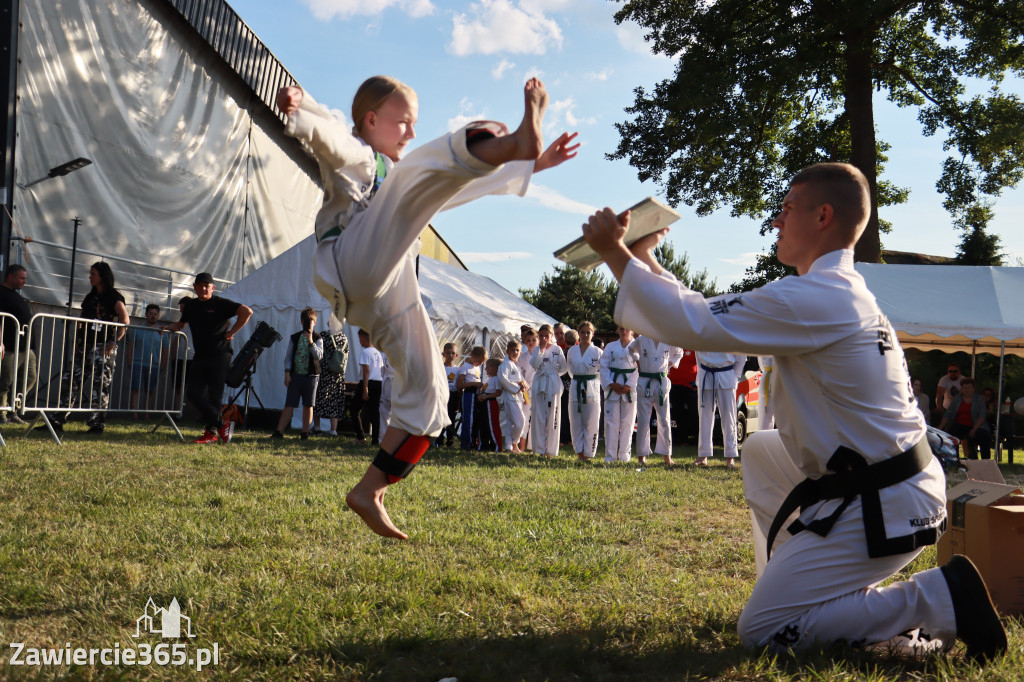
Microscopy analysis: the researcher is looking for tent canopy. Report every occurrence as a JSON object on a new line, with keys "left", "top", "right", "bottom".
{"left": 855, "top": 263, "right": 1024, "bottom": 357}
{"left": 221, "top": 235, "right": 555, "bottom": 413}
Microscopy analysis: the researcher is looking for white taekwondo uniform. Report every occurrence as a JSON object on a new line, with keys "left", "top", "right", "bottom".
{"left": 615, "top": 249, "right": 952, "bottom": 654}
{"left": 600, "top": 338, "right": 640, "bottom": 462}
{"left": 629, "top": 336, "right": 684, "bottom": 459}
{"left": 517, "top": 344, "right": 537, "bottom": 449}
{"left": 379, "top": 352, "right": 395, "bottom": 439}
{"left": 696, "top": 351, "right": 746, "bottom": 460}
{"left": 497, "top": 357, "right": 526, "bottom": 450}
{"left": 285, "top": 91, "right": 533, "bottom": 438}
{"left": 530, "top": 344, "right": 567, "bottom": 456}
{"left": 567, "top": 343, "right": 603, "bottom": 458}
{"left": 758, "top": 355, "right": 776, "bottom": 430}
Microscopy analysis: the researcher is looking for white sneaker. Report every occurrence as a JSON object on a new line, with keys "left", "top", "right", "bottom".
{"left": 328, "top": 430, "right": 338, "bottom": 436}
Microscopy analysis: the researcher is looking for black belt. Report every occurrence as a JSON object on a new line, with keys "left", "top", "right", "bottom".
{"left": 766, "top": 438, "right": 940, "bottom": 560}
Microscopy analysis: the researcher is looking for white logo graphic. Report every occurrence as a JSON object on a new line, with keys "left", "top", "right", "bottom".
{"left": 134, "top": 598, "right": 194, "bottom": 639}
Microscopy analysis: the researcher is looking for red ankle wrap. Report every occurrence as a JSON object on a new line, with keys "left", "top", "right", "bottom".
{"left": 372, "top": 434, "right": 431, "bottom": 484}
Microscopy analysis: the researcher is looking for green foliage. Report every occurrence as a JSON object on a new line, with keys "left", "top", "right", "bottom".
{"left": 519, "top": 263, "right": 617, "bottom": 331}
{"left": 611, "top": 0, "right": 1024, "bottom": 273}
{"left": 653, "top": 240, "right": 719, "bottom": 296}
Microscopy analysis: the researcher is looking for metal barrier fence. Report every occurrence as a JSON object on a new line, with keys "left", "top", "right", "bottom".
{"left": 18, "top": 313, "right": 190, "bottom": 444}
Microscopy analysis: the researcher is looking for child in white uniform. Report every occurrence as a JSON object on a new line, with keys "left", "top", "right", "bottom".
{"left": 629, "top": 334, "right": 684, "bottom": 465}
{"left": 695, "top": 351, "right": 746, "bottom": 467}
{"left": 530, "top": 324, "right": 567, "bottom": 457}
{"left": 278, "top": 77, "right": 578, "bottom": 539}
{"left": 498, "top": 339, "right": 527, "bottom": 453}
{"left": 516, "top": 327, "right": 538, "bottom": 452}
{"left": 566, "top": 321, "right": 602, "bottom": 460}
{"left": 600, "top": 326, "right": 639, "bottom": 462}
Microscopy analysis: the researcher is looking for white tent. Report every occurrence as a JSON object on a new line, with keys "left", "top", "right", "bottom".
{"left": 855, "top": 264, "right": 1024, "bottom": 357}
{"left": 856, "top": 263, "right": 1024, "bottom": 458}
{"left": 221, "top": 235, "right": 555, "bottom": 422}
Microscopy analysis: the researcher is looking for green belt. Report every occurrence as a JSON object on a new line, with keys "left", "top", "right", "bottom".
{"left": 320, "top": 226, "right": 342, "bottom": 241}
{"left": 606, "top": 367, "right": 636, "bottom": 402}
{"left": 573, "top": 374, "right": 598, "bottom": 412}
{"left": 639, "top": 371, "right": 668, "bottom": 406}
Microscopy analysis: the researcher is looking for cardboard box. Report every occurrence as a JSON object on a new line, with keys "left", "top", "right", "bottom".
{"left": 936, "top": 461, "right": 1024, "bottom": 615}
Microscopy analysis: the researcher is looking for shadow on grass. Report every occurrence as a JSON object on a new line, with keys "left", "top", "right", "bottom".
{"left": 305, "top": 622, "right": 960, "bottom": 682}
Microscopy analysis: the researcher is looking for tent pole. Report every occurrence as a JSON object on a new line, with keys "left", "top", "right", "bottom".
{"left": 996, "top": 341, "right": 1006, "bottom": 462}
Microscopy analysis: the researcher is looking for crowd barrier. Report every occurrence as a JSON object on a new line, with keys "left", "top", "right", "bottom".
{"left": 1, "top": 313, "right": 192, "bottom": 444}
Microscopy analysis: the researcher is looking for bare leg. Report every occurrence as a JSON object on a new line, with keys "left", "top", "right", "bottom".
{"left": 345, "top": 426, "right": 414, "bottom": 540}
{"left": 467, "top": 78, "right": 547, "bottom": 166}
{"left": 301, "top": 406, "right": 313, "bottom": 433}
{"left": 275, "top": 407, "right": 294, "bottom": 434}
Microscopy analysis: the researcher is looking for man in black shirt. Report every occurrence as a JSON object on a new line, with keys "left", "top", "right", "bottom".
{"left": 167, "top": 272, "right": 252, "bottom": 444}
{"left": 0, "top": 265, "right": 36, "bottom": 423}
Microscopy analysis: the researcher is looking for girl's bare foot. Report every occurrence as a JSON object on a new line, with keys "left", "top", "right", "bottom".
{"left": 466, "top": 78, "right": 548, "bottom": 165}
{"left": 345, "top": 467, "right": 408, "bottom": 540}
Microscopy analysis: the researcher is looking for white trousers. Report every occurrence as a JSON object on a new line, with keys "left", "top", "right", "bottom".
{"left": 604, "top": 398, "right": 637, "bottom": 462}
{"left": 698, "top": 387, "right": 738, "bottom": 458}
{"left": 324, "top": 130, "right": 497, "bottom": 438}
{"left": 568, "top": 380, "right": 601, "bottom": 458}
{"left": 521, "top": 399, "right": 532, "bottom": 448}
{"left": 531, "top": 388, "right": 562, "bottom": 456}
{"left": 738, "top": 431, "right": 956, "bottom": 653}
{"left": 636, "top": 385, "right": 671, "bottom": 457}
{"left": 499, "top": 398, "right": 525, "bottom": 450}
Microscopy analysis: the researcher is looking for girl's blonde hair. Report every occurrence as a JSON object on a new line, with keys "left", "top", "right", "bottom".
{"left": 506, "top": 339, "right": 521, "bottom": 354}
{"left": 352, "top": 76, "right": 417, "bottom": 136}
{"left": 577, "top": 320, "right": 595, "bottom": 333}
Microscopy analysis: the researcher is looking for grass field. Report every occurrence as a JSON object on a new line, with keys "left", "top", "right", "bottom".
{"left": 0, "top": 421, "right": 1020, "bottom": 681}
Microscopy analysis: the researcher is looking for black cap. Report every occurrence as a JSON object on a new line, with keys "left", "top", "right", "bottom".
{"left": 194, "top": 272, "right": 214, "bottom": 284}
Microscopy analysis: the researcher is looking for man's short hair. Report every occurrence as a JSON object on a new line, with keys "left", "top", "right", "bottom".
{"left": 442, "top": 342, "right": 456, "bottom": 352}
{"left": 791, "top": 163, "right": 870, "bottom": 236}
{"left": 145, "top": 303, "right": 160, "bottom": 314}
{"left": 5, "top": 264, "right": 26, "bottom": 279}
{"left": 357, "top": 328, "right": 369, "bottom": 338}
{"left": 485, "top": 358, "right": 501, "bottom": 370}
{"left": 470, "top": 345, "right": 487, "bottom": 359}
{"left": 178, "top": 296, "right": 192, "bottom": 307}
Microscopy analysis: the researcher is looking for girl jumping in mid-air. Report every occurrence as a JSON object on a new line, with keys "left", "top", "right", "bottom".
{"left": 277, "top": 77, "right": 578, "bottom": 539}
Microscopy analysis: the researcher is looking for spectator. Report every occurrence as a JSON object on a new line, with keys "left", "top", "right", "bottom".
{"left": 166, "top": 272, "right": 253, "bottom": 444}
{"left": 935, "top": 363, "right": 963, "bottom": 412}
{"left": 940, "top": 378, "right": 991, "bottom": 459}
{"left": 167, "top": 296, "right": 194, "bottom": 415}
{"left": 272, "top": 307, "right": 323, "bottom": 440}
{"left": 0, "top": 264, "right": 37, "bottom": 424}
{"left": 126, "top": 303, "right": 170, "bottom": 418}
{"left": 668, "top": 349, "right": 699, "bottom": 443}
{"left": 436, "top": 342, "right": 460, "bottom": 448}
{"left": 601, "top": 325, "right": 639, "bottom": 463}
{"left": 497, "top": 339, "right": 527, "bottom": 453}
{"left": 456, "top": 346, "right": 486, "bottom": 450}
{"left": 630, "top": 333, "right": 685, "bottom": 465}
{"left": 352, "top": 329, "right": 384, "bottom": 445}
{"left": 695, "top": 351, "right": 746, "bottom": 468}
{"left": 566, "top": 321, "right": 602, "bottom": 460}
{"left": 313, "top": 327, "right": 349, "bottom": 436}
{"left": 517, "top": 327, "right": 539, "bottom": 452}
{"left": 530, "top": 324, "right": 567, "bottom": 457}
{"left": 52, "top": 262, "right": 130, "bottom": 433}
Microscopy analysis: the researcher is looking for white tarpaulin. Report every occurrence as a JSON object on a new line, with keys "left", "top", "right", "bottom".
{"left": 221, "top": 235, "right": 555, "bottom": 417}
{"left": 855, "top": 263, "right": 1024, "bottom": 357}
{"left": 14, "top": 0, "right": 321, "bottom": 314}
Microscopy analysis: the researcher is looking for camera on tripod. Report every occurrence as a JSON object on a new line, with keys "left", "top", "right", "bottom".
{"left": 226, "top": 321, "right": 281, "bottom": 388}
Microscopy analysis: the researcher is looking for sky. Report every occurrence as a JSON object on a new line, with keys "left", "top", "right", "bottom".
{"left": 226, "top": 0, "right": 1024, "bottom": 296}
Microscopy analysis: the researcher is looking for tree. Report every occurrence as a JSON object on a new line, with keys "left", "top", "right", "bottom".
{"left": 520, "top": 264, "right": 617, "bottom": 332}
{"left": 953, "top": 202, "right": 1004, "bottom": 264}
{"left": 610, "top": 0, "right": 1024, "bottom": 268}
{"left": 653, "top": 240, "right": 719, "bottom": 296}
